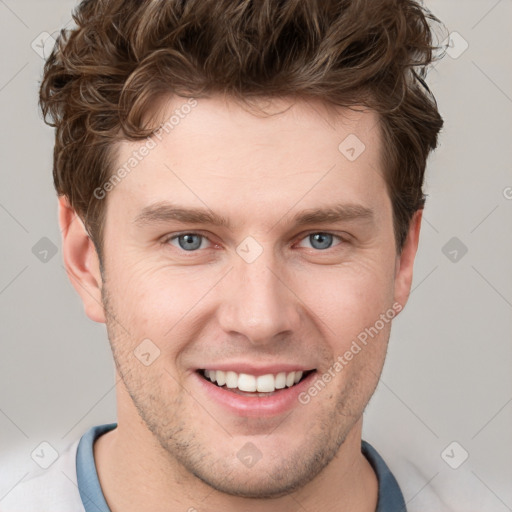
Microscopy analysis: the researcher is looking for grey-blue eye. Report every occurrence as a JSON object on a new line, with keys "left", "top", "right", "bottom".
{"left": 299, "top": 233, "right": 340, "bottom": 250}
{"left": 167, "top": 232, "right": 341, "bottom": 252}
{"left": 170, "top": 233, "right": 207, "bottom": 251}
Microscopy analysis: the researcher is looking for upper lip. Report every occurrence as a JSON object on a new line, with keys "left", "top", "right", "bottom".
{"left": 197, "top": 363, "right": 315, "bottom": 376}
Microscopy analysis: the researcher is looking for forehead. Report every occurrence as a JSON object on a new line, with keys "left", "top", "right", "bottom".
{"left": 109, "top": 95, "right": 388, "bottom": 224}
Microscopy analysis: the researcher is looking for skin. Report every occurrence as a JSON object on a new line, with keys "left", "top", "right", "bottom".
{"left": 59, "top": 95, "right": 422, "bottom": 512}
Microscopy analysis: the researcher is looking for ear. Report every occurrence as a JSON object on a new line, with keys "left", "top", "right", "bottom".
{"left": 393, "top": 209, "right": 422, "bottom": 311}
{"left": 58, "top": 196, "right": 106, "bottom": 323}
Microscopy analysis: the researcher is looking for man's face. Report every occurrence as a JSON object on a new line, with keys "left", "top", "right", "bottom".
{"left": 96, "top": 96, "right": 404, "bottom": 497}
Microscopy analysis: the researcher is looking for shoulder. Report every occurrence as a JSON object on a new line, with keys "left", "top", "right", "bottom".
{"left": 0, "top": 440, "right": 84, "bottom": 512}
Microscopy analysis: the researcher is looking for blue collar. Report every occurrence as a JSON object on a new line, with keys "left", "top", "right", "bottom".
{"left": 77, "top": 423, "right": 406, "bottom": 511}
{"left": 361, "top": 440, "right": 407, "bottom": 511}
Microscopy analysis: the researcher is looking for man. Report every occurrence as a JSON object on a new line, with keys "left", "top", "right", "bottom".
{"left": 1, "top": 0, "right": 444, "bottom": 510}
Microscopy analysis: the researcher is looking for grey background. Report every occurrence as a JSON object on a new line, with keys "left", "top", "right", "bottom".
{"left": 0, "top": 0, "right": 511, "bottom": 510}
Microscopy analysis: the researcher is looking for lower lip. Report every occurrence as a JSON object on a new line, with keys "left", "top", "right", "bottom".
{"left": 193, "top": 371, "right": 317, "bottom": 417}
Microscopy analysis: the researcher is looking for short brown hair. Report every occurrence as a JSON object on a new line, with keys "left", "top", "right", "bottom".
{"left": 40, "top": 0, "right": 444, "bottom": 254}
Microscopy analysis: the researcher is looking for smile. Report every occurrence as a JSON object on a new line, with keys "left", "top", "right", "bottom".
{"left": 198, "top": 369, "right": 314, "bottom": 395}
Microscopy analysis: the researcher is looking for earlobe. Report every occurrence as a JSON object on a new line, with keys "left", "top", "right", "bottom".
{"left": 58, "top": 196, "right": 106, "bottom": 323}
{"left": 393, "top": 210, "right": 422, "bottom": 311}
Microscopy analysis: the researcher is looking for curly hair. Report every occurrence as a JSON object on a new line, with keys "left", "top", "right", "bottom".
{"left": 40, "top": 0, "right": 444, "bottom": 255}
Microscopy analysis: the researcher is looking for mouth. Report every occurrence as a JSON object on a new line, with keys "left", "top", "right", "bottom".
{"left": 197, "top": 368, "right": 315, "bottom": 396}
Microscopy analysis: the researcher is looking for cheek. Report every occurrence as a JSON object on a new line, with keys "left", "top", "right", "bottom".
{"left": 295, "top": 260, "right": 396, "bottom": 341}
{"left": 105, "top": 261, "right": 221, "bottom": 340}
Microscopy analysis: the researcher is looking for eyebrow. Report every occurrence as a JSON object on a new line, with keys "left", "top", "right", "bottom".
{"left": 133, "top": 201, "right": 374, "bottom": 230}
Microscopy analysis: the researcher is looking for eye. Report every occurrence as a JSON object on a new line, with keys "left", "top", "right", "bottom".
{"left": 297, "top": 232, "right": 343, "bottom": 251}
{"left": 167, "top": 233, "right": 211, "bottom": 251}
{"left": 164, "top": 231, "right": 345, "bottom": 254}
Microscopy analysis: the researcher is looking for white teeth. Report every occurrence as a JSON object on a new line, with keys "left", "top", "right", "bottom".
{"left": 203, "top": 369, "right": 307, "bottom": 393}
{"left": 285, "top": 372, "right": 296, "bottom": 387}
{"left": 256, "top": 374, "right": 275, "bottom": 393}
{"left": 238, "top": 373, "right": 257, "bottom": 392}
{"left": 225, "top": 371, "right": 238, "bottom": 389}
{"left": 216, "top": 370, "right": 226, "bottom": 386}
{"left": 275, "top": 372, "right": 286, "bottom": 389}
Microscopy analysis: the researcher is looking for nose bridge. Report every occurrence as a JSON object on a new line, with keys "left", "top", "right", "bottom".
{"left": 218, "top": 250, "right": 299, "bottom": 344}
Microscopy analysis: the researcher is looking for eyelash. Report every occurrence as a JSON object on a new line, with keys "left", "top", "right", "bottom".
{"left": 163, "top": 231, "right": 347, "bottom": 254}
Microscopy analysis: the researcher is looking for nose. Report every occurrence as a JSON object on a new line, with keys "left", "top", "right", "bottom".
{"left": 216, "top": 252, "right": 301, "bottom": 346}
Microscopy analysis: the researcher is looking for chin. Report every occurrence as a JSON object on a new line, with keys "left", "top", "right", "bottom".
{"left": 191, "top": 467, "right": 310, "bottom": 499}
